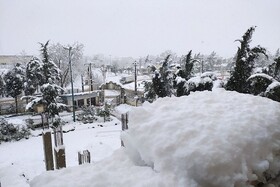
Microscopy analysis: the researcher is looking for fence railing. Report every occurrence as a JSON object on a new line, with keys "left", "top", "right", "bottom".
{"left": 78, "top": 150, "right": 91, "bottom": 165}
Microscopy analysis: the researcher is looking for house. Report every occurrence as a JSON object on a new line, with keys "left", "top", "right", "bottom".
{"left": 60, "top": 90, "right": 104, "bottom": 110}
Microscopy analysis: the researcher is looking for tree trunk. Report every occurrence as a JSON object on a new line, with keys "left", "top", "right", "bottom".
{"left": 15, "top": 96, "right": 18, "bottom": 114}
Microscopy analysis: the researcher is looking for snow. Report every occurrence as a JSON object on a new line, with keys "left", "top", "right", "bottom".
{"left": 104, "top": 89, "right": 120, "bottom": 97}
{"left": 0, "top": 114, "right": 122, "bottom": 187}
{"left": 29, "top": 89, "right": 280, "bottom": 187}
{"left": 187, "top": 76, "right": 212, "bottom": 87}
{"left": 267, "top": 81, "right": 280, "bottom": 90}
{"left": 248, "top": 73, "right": 275, "bottom": 81}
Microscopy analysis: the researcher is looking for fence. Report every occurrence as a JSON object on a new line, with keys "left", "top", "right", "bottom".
{"left": 78, "top": 150, "right": 91, "bottom": 165}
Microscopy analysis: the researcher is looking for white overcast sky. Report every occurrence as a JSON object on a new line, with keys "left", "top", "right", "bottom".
{"left": 0, "top": 0, "right": 279, "bottom": 58}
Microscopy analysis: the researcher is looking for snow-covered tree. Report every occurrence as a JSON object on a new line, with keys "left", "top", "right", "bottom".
{"left": 0, "top": 74, "right": 5, "bottom": 97}
{"left": 24, "top": 57, "right": 42, "bottom": 96}
{"left": 275, "top": 49, "right": 280, "bottom": 58}
{"left": 175, "top": 76, "right": 186, "bottom": 97}
{"left": 4, "top": 63, "right": 25, "bottom": 113}
{"left": 143, "top": 81, "right": 156, "bottom": 103}
{"left": 226, "top": 27, "right": 267, "bottom": 93}
{"left": 273, "top": 56, "right": 280, "bottom": 81}
{"left": 152, "top": 70, "right": 165, "bottom": 98}
{"left": 48, "top": 42, "right": 84, "bottom": 87}
{"left": 183, "top": 50, "right": 194, "bottom": 80}
{"left": 159, "top": 54, "right": 173, "bottom": 97}
{"left": 40, "top": 41, "right": 61, "bottom": 85}
{"left": 26, "top": 41, "right": 64, "bottom": 124}
{"left": 40, "top": 83, "right": 64, "bottom": 117}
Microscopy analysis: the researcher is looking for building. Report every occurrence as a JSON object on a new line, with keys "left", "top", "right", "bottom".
{"left": 0, "top": 55, "right": 33, "bottom": 69}
{"left": 60, "top": 90, "right": 104, "bottom": 109}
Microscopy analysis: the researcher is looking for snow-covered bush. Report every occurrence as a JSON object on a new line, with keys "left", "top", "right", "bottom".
{"left": 0, "top": 118, "right": 30, "bottom": 143}
{"left": 97, "top": 103, "right": 112, "bottom": 122}
{"left": 186, "top": 75, "right": 213, "bottom": 94}
{"left": 264, "top": 82, "right": 280, "bottom": 102}
{"left": 247, "top": 73, "right": 274, "bottom": 95}
{"left": 247, "top": 73, "right": 280, "bottom": 102}
{"left": 77, "top": 106, "right": 97, "bottom": 124}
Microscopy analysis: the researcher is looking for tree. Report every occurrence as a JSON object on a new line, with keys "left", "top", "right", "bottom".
{"left": 26, "top": 41, "right": 64, "bottom": 125}
{"left": 0, "top": 74, "right": 5, "bottom": 97}
{"left": 39, "top": 41, "right": 64, "bottom": 117}
{"left": 40, "top": 41, "right": 61, "bottom": 85}
{"left": 159, "top": 54, "right": 173, "bottom": 97}
{"left": 143, "top": 81, "right": 157, "bottom": 103}
{"left": 275, "top": 49, "right": 280, "bottom": 58}
{"left": 4, "top": 63, "right": 25, "bottom": 113}
{"left": 226, "top": 27, "right": 267, "bottom": 93}
{"left": 183, "top": 50, "right": 194, "bottom": 80}
{"left": 152, "top": 71, "right": 165, "bottom": 98}
{"left": 273, "top": 57, "right": 280, "bottom": 81}
{"left": 48, "top": 42, "right": 84, "bottom": 87}
{"left": 24, "top": 57, "right": 42, "bottom": 96}
{"left": 205, "top": 51, "right": 218, "bottom": 71}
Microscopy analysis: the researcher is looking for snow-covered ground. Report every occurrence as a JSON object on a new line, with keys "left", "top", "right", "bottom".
{"left": 1, "top": 89, "right": 280, "bottom": 187}
{"left": 0, "top": 113, "right": 122, "bottom": 187}
{"left": 28, "top": 89, "right": 280, "bottom": 187}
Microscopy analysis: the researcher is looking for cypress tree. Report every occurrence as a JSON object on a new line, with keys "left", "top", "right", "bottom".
{"left": 226, "top": 27, "right": 266, "bottom": 93}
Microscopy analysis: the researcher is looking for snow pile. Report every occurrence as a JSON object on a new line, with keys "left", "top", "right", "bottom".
{"left": 31, "top": 89, "right": 280, "bottom": 187}
{"left": 124, "top": 89, "right": 280, "bottom": 186}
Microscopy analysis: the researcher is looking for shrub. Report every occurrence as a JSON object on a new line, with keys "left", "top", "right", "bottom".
{"left": 0, "top": 118, "right": 31, "bottom": 143}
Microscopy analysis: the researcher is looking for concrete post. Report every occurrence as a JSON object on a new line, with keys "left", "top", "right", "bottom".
{"left": 53, "top": 126, "right": 66, "bottom": 169}
{"left": 121, "top": 113, "right": 128, "bottom": 147}
{"left": 42, "top": 130, "right": 54, "bottom": 171}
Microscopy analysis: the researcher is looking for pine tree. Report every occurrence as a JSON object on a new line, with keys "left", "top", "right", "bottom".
{"left": 39, "top": 41, "right": 61, "bottom": 85}
{"left": 4, "top": 63, "right": 25, "bottom": 113}
{"left": 26, "top": 41, "right": 64, "bottom": 123}
{"left": 39, "top": 41, "right": 63, "bottom": 118}
{"left": 25, "top": 57, "right": 42, "bottom": 96}
{"left": 226, "top": 27, "right": 267, "bottom": 93}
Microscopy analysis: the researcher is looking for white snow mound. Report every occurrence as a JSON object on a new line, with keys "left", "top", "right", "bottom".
{"left": 31, "top": 89, "right": 280, "bottom": 187}
{"left": 122, "top": 89, "right": 280, "bottom": 186}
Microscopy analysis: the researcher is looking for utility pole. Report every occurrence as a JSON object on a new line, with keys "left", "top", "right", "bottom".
{"left": 86, "top": 63, "right": 93, "bottom": 92}
{"left": 133, "top": 61, "right": 137, "bottom": 94}
{"left": 64, "top": 46, "right": 76, "bottom": 122}
{"left": 89, "top": 63, "right": 93, "bottom": 91}
{"left": 81, "top": 75, "right": 84, "bottom": 92}
{"left": 133, "top": 61, "right": 138, "bottom": 106}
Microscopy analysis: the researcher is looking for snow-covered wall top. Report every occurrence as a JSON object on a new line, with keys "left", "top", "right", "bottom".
{"left": 31, "top": 89, "right": 280, "bottom": 187}
{"left": 123, "top": 89, "right": 280, "bottom": 186}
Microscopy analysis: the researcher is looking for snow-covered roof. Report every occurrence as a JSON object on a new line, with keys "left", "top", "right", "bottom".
{"left": 104, "top": 89, "right": 120, "bottom": 97}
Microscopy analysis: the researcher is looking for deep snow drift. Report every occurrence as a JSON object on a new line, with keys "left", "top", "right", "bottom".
{"left": 31, "top": 89, "right": 280, "bottom": 187}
